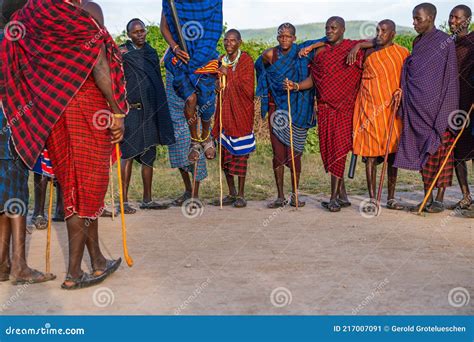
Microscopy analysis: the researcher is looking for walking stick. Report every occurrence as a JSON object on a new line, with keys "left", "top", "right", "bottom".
{"left": 45, "top": 178, "right": 54, "bottom": 273}
{"left": 286, "top": 80, "right": 299, "bottom": 209}
{"left": 418, "top": 104, "right": 474, "bottom": 215}
{"left": 115, "top": 144, "right": 134, "bottom": 267}
{"left": 218, "top": 74, "right": 226, "bottom": 209}
{"left": 376, "top": 104, "right": 398, "bottom": 213}
{"left": 109, "top": 157, "right": 115, "bottom": 221}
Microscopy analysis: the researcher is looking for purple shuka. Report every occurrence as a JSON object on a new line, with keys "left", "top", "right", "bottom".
{"left": 394, "top": 29, "right": 460, "bottom": 171}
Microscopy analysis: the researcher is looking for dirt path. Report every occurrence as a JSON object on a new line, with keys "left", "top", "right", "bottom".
{"left": 1, "top": 189, "right": 472, "bottom": 315}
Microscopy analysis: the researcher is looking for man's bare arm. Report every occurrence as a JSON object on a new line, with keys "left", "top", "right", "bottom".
{"left": 160, "top": 13, "right": 189, "bottom": 63}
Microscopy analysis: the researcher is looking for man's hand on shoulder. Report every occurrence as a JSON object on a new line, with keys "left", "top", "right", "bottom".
{"left": 262, "top": 48, "right": 273, "bottom": 65}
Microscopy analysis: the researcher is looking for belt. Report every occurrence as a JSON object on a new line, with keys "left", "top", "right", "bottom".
{"left": 129, "top": 103, "right": 142, "bottom": 110}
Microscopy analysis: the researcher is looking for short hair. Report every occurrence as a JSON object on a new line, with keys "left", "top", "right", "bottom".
{"left": 225, "top": 29, "right": 241, "bottom": 40}
{"left": 126, "top": 18, "right": 145, "bottom": 33}
{"left": 2, "top": 0, "right": 28, "bottom": 22}
{"left": 378, "top": 19, "right": 396, "bottom": 32}
{"left": 327, "top": 16, "right": 346, "bottom": 28}
{"left": 277, "top": 23, "right": 296, "bottom": 36}
{"left": 453, "top": 4, "right": 472, "bottom": 19}
{"left": 414, "top": 3, "right": 437, "bottom": 19}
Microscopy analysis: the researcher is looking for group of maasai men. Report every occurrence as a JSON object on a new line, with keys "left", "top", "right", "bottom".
{"left": 0, "top": 0, "right": 472, "bottom": 289}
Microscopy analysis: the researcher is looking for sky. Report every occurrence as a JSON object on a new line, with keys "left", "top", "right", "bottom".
{"left": 99, "top": 0, "right": 464, "bottom": 35}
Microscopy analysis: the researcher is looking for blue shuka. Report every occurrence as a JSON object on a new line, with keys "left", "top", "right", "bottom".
{"left": 162, "top": 0, "right": 222, "bottom": 121}
{"left": 255, "top": 38, "right": 325, "bottom": 151}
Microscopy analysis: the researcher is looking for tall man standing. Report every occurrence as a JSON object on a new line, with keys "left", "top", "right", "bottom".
{"left": 211, "top": 29, "right": 255, "bottom": 208}
{"left": 119, "top": 18, "right": 175, "bottom": 213}
{"left": 394, "top": 3, "right": 459, "bottom": 213}
{"left": 256, "top": 23, "right": 325, "bottom": 208}
{"left": 161, "top": 0, "right": 222, "bottom": 162}
{"left": 352, "top": 20, "right": 410, "bottom": 210}
{"left": 285, "top": 17, "right": 374, "bottom": 212}
{"left": 446, "top": 5, "right": 474, "bottom": 211}
{"left": 1, "top": 0, "right": 127, "bottom": 289}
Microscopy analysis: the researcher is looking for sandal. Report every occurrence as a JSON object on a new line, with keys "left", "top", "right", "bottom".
{"left": 101, "top": 208, "right": 115, "bottom": 218}
{"left": 11, "top": 269, "right": 56, "bottom": 285}
{"left": 233, "top": 197, "right": 247, "bottom": 208}
{"left": 140, "top": 201, "right": 170, "bottom": 210}
{"left": 123, "top": 203, "right": 137, "bottom": 215}
{"left": 61, "top": 272, "right": 105, "bottom": 290}
{"left": 326, "top": 199, "right": 341, "bottom": 212}
{"left": 460, "top": 208, "right": 474, "bottom": 218}
{"left": 409, "top": 202, "right": 430, "bottom": 213}
{"left": 210, "top": 195, "right": 236, "bottom": 206}
{"left": 267, "top": 198, "right": 288, "bottom": 209}
{"left": 171, "top": 192, "right": 192, "bottom": 207}
{"left": 386, "top": 199, "right": 405, "bottom": 210}
{"left": 188, "top": 142, "right": 203, "bottom": 162}
{"left": 92, "top": 258, "right": 122, "bottom": 278}
{"left": 201, "top": 138, "right": 216, "bottom": 160}
{"left": 447, "top": 196, "right": 472, "bottom": 210}
{"left": 425, "top": 200, "right": 445, "bottom": 214}
{"left": 290, "top": 195, "right": 306, "bottom": 208}
{"left": 322, "top": 198, "right": 351, "bottom": 209}
{"left": 0, "top": 262, "right": 10, "bottom": 282}
{"left": 30, "top": 215, "right": 48, "bottom": 230}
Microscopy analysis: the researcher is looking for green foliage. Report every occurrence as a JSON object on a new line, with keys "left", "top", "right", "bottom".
{"left": 394, "top": 34, "right": 416, "bottom": 52}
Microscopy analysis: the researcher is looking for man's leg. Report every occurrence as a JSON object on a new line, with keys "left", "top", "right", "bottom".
{"left": 0, "top": 214, "right": 11, "bottom": 279}
{"left": 365, "top": 158, "right": 377, "bottom": 199}
{"left": 453, "top": 161, "right": 472, "bottom": 208}
{"left": 172, "top": 168, "right": 193, "bottom": 206}
{"left": 225, "top": 171, "right": 237, "bottom": 197}
{"left": 53, "top": 182, "right": 65, "bottom": 220}
{"left": 64, "top": 215, "right": 88, "bottom": 282}
{"left": 32, "top": 173, "right": 48, "bottom": 217}
{"left": 184, "top": 94, "right": 198, "bottom": 139}
{"left": 85, "top": 219, "right": 106, "bottom": 276}
{"left": 141, "top": 164, "right": 153, "bottom": 203}
{"left": 10, "top": 215, "right": 54, "bottom": 282}
{"left": 274, "top": 166, "right": 285, "bottom": 200}
{"left": 289, "top": 154, "right": 305, "bottom": 207}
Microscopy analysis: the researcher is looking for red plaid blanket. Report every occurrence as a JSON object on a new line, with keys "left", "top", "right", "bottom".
{"left": 0, "top": 0, "right": 127, "bottom": 168}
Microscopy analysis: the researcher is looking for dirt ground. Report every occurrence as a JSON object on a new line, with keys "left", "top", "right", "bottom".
{"left": 0, "top": 188, "right": 472, "bottom": 316}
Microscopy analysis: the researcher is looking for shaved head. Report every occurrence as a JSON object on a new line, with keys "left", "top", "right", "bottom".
{"left": 225, "top": 28, "right": 241, "bottom": 40}
{"left": 414, "top": 3, "right": 437, "bottom": 19}
{"left": 277, "top": 22, "right": 296, "bottom": 36}
{"left": 326, "top": 16, "right": 345, "bottom": 28}
{"left": 453, "top": 4, "right": 472, "bottom": 19}
{"left": 378, "top": 19, "right": 396, "bottom": 32}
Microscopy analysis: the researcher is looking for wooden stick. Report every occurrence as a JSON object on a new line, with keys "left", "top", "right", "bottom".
{"left": 115, "top": 144, "right": 134, "bottom": 267}
{"left": 286, "top": 82, "right": 298, "bottom": 209}
{"left": 218, "top": 75, "right": 226, "bottom": 209}
{"left": 46, "top": 179, "right": 54, "bottom": 273}
{"left": 418, "top": 104, "right": 474, "bottom": 214}
{"left": 109, "top": 157, "right": 115, "bottom": 221}
{"left": 376, "top": 105, "right": 398, "bottom": 213}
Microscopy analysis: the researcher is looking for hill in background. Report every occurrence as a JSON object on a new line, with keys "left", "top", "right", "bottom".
{"left": 240, "top": 20, "right": 414, "bottom": 42}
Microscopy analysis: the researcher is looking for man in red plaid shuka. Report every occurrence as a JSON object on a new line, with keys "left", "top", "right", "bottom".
{"left": 286, "top": 17, "right": 373, "bottom": 212}
{"left": 1, "top": 0, "right": 128, "bottom": 289}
